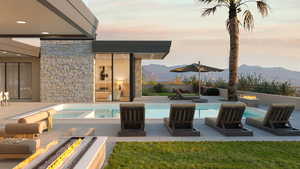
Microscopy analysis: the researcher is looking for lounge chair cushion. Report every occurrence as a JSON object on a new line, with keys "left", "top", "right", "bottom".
{"left": 5, "top": 123, "right": 43, "bottom": 135}
{"left": 18, "top": 112, "right": 49, "bottom": 124}
{"left": 205, "top": 117, "right": 218, "bottom": 126}
{"left": 0, "top": 138, "right": 40, "bottom": 154}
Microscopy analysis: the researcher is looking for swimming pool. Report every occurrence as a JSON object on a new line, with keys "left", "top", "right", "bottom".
{"left": 52, "top": 103, "right": 266, "bottom": 119}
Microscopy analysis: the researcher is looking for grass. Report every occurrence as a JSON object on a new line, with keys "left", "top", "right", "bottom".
{"left": 105, "top": 142, "right": 300, "bottom": 169}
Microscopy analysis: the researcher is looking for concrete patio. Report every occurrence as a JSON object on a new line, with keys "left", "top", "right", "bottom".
{"left": 1, "top": 96, "right": 300, "bottom": 169}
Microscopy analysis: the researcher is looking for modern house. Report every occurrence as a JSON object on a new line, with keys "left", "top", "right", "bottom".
{"left": 0, "top": 0, "right": 171, "bottom": 103}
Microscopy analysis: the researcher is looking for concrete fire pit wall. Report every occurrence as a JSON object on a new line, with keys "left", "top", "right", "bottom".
{"left": 40, "top": 40, "right": 95, "bottom": 103}
{"left": 219, "top": 88, "right": 300, "bottom": 111}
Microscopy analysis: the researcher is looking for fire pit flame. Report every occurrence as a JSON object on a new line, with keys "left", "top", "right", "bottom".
{"left": 241, "top": 95, "right": 257, "bottom": 100}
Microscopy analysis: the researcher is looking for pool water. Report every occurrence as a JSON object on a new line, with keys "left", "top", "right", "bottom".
{"left": 53, "top": 103, "right": 266, "bottom": 119}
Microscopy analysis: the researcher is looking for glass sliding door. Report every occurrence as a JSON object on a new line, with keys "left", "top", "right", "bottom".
{"left": 113, "top": 54, "right": 130, "bottom": 101}
{"left": 95, "top": 54, "right": 113, "bottom": 101}
{"left": 6, "top": 63, "right": 19, "bottom": 99}
{"left": 0, "top": 62, "right": 33, "bottom": 100}
{"left": 94, "top": 53, "right": 132, "bottom": 102}
{"left": 0, "top": 63, "right": 5, "bottom": 92}
{"left": 20, "top": 63, "right": 32, "bottom": 99}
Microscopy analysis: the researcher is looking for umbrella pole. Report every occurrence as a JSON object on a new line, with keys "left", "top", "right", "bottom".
{"left": 198, "top": 61, "right": 201, "bottom": 97}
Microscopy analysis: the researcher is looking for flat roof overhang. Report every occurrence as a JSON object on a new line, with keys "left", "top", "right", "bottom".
{"left": 92, "top": 41, "right": 172, "bottom": 59}
{"left": 0, "top": 0, "right": 98, "bottom": 39}
{"left": 0, "top": 38, "right": 40, "bottom": 58}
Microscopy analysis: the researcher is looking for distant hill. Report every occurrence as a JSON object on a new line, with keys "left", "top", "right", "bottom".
{"left": 142, "top": 64, "right": 300, "bottom": 86}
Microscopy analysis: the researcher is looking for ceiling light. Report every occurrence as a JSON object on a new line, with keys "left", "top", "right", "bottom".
{"left": 1, "top": 51, "right": 8, "bottom": 54}
{"left": 16, "top": 54, "right": 22, "bottom": 56}
{"left": 41, "top": 32, "right": 49, "bottom": 35}
{"left": 16, "top": 20, "right": 27, "bottom": 24}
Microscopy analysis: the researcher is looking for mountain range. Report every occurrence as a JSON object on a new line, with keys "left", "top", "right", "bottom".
{"left": 142, "top": 64, "right": 300, "bottom": 86}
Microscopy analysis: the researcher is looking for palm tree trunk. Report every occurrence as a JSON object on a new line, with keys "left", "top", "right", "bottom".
{"left": 227, "top": 6, "right": 240, "bottom": 101}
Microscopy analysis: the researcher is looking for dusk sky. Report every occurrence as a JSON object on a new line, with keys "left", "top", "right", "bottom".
{"left": 83, "top": 0, "right": 300, "bottom": 71}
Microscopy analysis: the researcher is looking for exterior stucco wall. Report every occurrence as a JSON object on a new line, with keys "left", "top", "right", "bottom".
{"left": 40, "top": 40, "right": 95, "bottom": 103}
{"left": 135, "top": 58, "right": 142, "bottom": 97}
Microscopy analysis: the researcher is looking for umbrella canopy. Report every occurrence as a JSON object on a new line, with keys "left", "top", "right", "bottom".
{"left": 170, "top": 62, "right": 224, "bottom": 98}
{"left": 170, "top": 63, "right": 224, "bottom": 73}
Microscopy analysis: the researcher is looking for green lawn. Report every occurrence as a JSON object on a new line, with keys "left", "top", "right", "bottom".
{"left": 105, "top": 142, "right": 300, "bottom": 169}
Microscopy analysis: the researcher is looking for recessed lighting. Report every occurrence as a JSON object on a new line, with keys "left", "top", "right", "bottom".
{"left": 41, "top": 32, "right": 49, "bottom": 35}
{"left": 1, "top": 51, "right": 8, "bottom": 54}
{"left": 16, "top": 20, "right": 27, "bottom": 24}
{"left": 16, "top": 54, "right": 22, "bottom": 56}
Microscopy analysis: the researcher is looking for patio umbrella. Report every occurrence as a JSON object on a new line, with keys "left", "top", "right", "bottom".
{"left": 170, "top": 61, "right": 224, "bottom": 97}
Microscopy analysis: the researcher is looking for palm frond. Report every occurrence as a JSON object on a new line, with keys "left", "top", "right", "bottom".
{"left": 243, "top": 10, "right": 254, "bottom": 31}
{"left": 198, "top": 0, "right": 229, "bottom": 4}
{"left": 198, "top": 0, "right": 216, "bottom": 4}
{"left": 257, "top": 0, "right": 270, "bottom": 17}
{"left": 202, "top": 5, "right": 220, "bottom": 16}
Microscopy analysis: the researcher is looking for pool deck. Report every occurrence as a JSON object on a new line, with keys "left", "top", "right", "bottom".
{"left": 1, "top": 96, "right": 300, "bottom": 168}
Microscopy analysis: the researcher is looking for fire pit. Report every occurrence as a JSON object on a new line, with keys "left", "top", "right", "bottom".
{"left": 239, "top": 95, "right": 259, "bottom": 107}
{"left": 15, "top": 136, "right": 107, "bottom": 169}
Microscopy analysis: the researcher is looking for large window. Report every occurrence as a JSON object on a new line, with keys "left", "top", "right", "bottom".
{"left": 95, "top": 53, "right": 131, "bottom": 102}
{"left": 113, "top": 54, "right": 130, "bottom": 101}
{"left": 95, "top": 54, "right": 113, "bottom": 101}
{"left": 0, "top": 62, "right": 32, "bottom": 99}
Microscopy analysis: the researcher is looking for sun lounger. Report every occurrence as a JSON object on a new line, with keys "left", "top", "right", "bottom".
{"left": 205, "top": 103, "right": 253, "bottom": 136}
{"left": 118, "top": 104, "right": 146, "bottom": 136}
{"left": 0, "top": 123, "right": 42, "bottom": 159}
{"left": 246, "top": 104, "right": 300, "bottom": 136}
{"left": 18, "top": 109, "right": 56, "bottom": 132}
{"left": 164, "top": 104, "right": 200, "bottom": 136}
{"left": 168, "top": 89, "right": 199, "bottom": 100}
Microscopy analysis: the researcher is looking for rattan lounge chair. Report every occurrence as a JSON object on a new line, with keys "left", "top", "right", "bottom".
{"left": 205, "top": 103, "right": 253, "bottom": 136}
{"left": 168, "top": 89, "right": 199, "bottom": 100}
{"left": 246, "top": 104, "right": 300, "bottom": 136}
{"left": 164, "top": 104, "right": 200, "bottom": 136}
{"left": 118, "top": 104, "right": 146, "bottom": 136}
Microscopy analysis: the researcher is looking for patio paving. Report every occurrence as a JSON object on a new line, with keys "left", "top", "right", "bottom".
{"left": 0, "top": 96, "right": 300, "bottom": 168}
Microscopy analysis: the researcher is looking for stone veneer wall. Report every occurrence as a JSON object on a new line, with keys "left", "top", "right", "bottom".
{"left": 40, "top": 40, "right": 95, "bottom": 103}
{"left": 135, "top": 59, "right": 142, "bottom": 97}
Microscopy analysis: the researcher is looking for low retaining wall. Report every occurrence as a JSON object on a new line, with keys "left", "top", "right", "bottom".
{"left": 219, "top": 88, "right": 300, "bottom": 110}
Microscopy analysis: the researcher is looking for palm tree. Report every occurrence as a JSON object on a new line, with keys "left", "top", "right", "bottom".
{"left": 199, "top": 0, "right": 270, "bottom": 101}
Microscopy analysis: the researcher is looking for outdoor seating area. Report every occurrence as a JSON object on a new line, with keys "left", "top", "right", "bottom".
{"left": 0, "top": 98, "right": 300, "bottom": 168}
{"left": 0, "top": 0, "right": 300, "bottom": 168}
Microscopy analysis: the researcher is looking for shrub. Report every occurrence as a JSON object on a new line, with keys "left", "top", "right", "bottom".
{"left": 237, "top": 74, "right": 296, "bottom": 96}
{"left": 205, "top": 88, "right": 220, "bottom": 96}
{"left": 152, "top": 83, "right": 168, "bottom": 93}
